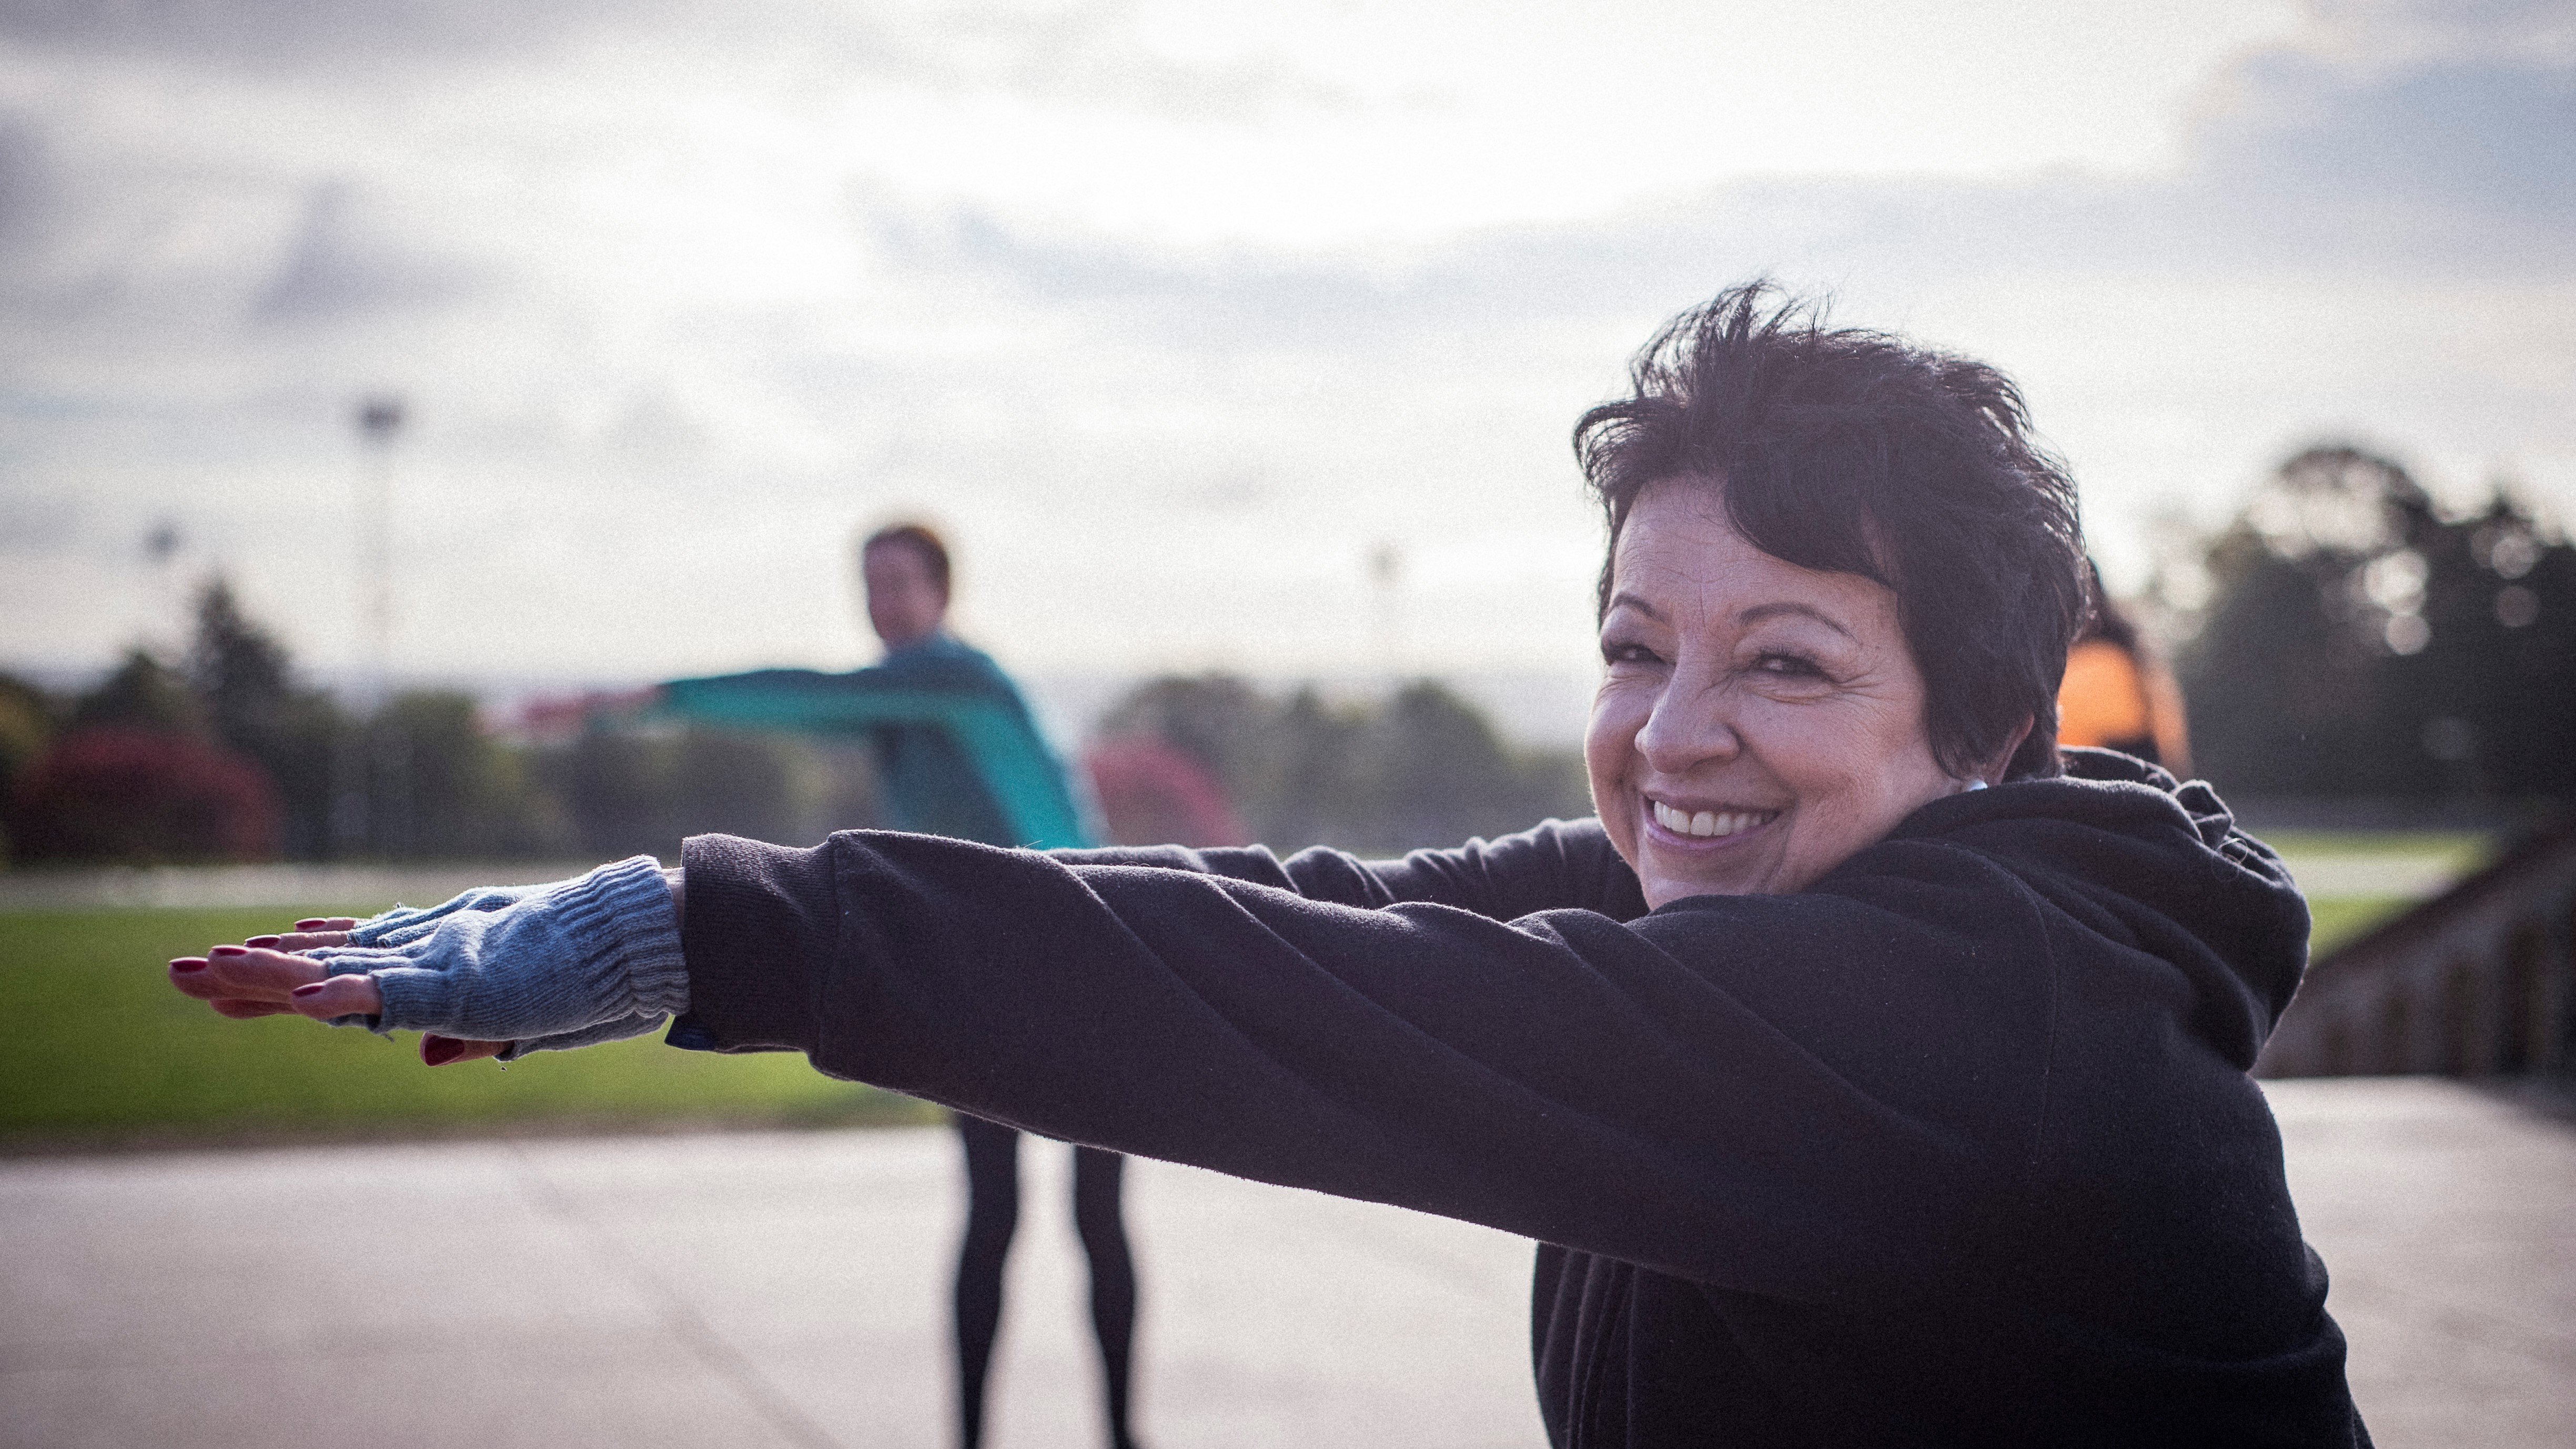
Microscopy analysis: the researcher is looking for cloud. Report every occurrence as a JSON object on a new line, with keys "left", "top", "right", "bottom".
{"left": 2, "top": 0, "right": 2570, "bottom": 681}
{"left": 0, "top": 0, "right": 640, "bottom": 69}
{"left": 2294, "top": 0, "right": 2575, "bottom": 67}
{"left": 2189, "top": 48, "right": 2576, "bottom": 254}
{"left": 251, "top": 179, "right": 487, "bottom": 323}
{"left": 830, "top": 2, "right": 2575, "bottom": 360}
{"left": 0, "top": 0, "right": 1362, "bottom": 122}
{"left": 0, "top": 109, "right": 45, "bottom": 254}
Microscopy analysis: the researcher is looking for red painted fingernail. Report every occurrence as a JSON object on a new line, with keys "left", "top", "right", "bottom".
{"left": 291, "top": 982, "right": 326, "bottom": 998}
{"left": 247, "top": 935, "right": 281, "bottom": 948}
{"left": 295, "top": 920, "right": 327, "bottom": 930}
{"left": 422, "top": 1037, "right": 464, "bottom": 1065}
{"left": 171, "top": 959, "right": 208, "bottom": 973}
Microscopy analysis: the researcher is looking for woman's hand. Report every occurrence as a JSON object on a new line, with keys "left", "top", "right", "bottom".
{"left": 168, "top": 920, "right": 509, "bottom": 1065}
{"left": 161, "top": 857, "right": 686, "bottom": 1066}
{"left": 167, "top": 918, "right": 365, "bottom": 1017}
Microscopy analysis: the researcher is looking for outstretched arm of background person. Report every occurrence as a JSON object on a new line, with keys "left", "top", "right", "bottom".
{"left": 653, "top": 669, "right": 1089, "bottom": 849}
{"left": 165, "top": 861, "right": 689, "bottom": 1066}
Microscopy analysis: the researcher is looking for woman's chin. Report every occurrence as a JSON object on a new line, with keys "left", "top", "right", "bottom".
{"left": 1636, "top": 827, "right": 1781, "bottom": 903}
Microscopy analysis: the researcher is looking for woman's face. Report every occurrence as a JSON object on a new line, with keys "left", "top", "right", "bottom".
{"left": 1586, "top": 478, "right": 1968, "bottom": 908}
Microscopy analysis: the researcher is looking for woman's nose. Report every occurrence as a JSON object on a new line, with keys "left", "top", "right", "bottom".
{"left": 1635, "top": 682, "right": 1740, "bottom": 774}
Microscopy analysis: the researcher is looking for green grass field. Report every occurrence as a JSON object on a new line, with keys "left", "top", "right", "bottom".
{"left": 2305, "top": 897, "right": 2411, "bottom": 957}
{"left": 0, "top": 907, "right": 938, "bottom": 1152}
{"left": 2260, "top": 830, "right": 2492, "bottom": 868}
{"left": 2267, "top": 830, "right": 2490, "bottom": 958}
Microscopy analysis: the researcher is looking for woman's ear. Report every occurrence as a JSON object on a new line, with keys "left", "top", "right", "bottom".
{"left": 1985, "top": 715, "right": 2035, "bottom": 786}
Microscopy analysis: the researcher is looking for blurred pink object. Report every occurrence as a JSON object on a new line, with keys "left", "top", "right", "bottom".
{"left": 12, "top": 725, "right": 281, "bottom": 862}
{"left": 1083, "top": 737, "right": 1251, "bottom": 848}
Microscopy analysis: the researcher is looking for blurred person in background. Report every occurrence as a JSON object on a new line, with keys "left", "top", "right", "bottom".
{"left": 2056, "top": 559, "right": 2191, "bottom": 776}
{"left": 173, "top": 285, "right": 2363, "bottom": 1447}
{"left": 649, "top": 523, "right": 1140, "bottom": 1449}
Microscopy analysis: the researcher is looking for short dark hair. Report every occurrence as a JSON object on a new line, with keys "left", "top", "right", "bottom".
{"left": 860, "top": 521, "right": 953, "bottom": 598}
{"left": 1574, "top": 283, "right": 2086, "bottom": 782}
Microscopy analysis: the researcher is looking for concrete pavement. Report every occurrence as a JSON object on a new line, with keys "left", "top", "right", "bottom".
{"left": 4, "top": 1078, "right": 2571, "bottom": 1448}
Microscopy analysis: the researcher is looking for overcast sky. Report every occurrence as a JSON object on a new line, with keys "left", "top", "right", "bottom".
{"left": 4, "top": 0, "right": 2571, "bottom": 717}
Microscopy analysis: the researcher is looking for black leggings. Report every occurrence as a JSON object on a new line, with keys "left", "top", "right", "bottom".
{"left": 953, "top": 1113, "right": 1139, "bottom": 1449}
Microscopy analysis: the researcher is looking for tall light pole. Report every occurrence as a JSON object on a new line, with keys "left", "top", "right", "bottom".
{"left": 334, "top": 394, "right": 407, "bottom": 856}
{"left": 1368, "top": 540, "right": 1405, "bottom": 680}
{"left": 143, "top": 518, "right": 184, "bottom": 658}
{"left": 356, "top": 396, "right": 402, "bottom": 686}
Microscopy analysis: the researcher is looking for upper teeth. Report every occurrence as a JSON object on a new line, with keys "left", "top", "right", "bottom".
{"left": 1653, "top": 801, "right": 1773, "bottom": 838}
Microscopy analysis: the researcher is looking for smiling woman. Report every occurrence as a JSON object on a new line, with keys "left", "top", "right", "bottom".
{"left": 1573, "top": 291, "right": 2079, "bottom": 903}
{"left": 1593, "top": 488, "right": 1967, "bottom": 902}
{"left": 167, "top": 284, "right": 2366, "bottom": 1448}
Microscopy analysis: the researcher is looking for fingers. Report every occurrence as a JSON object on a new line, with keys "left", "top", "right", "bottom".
{"left": 234, "top": 930, "right": 354, "bottom": 950}
{"left": 210, "top": 999, "right": 297, "bottom": 1018}
{"left": 422, "top": 1035, "right": 508, "bottom": 1066}
{"left": 287, "top": 973, "right": 385, "bottom": 1020}
{"left": 294, "top": 918, "right": 361, "bottom": 932}
{"left": 171, "top": 945, "right": 376, "bottom": 1022}
{"left": 168, "top": 945, "right": 326, "bottom": 1003}
{"left": 275, "top": 930, "right": 354, "bottom": 951}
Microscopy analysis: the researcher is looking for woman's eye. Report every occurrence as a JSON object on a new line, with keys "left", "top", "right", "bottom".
{"left": 1602, "top": 641, "right": 1663, "bottom": 667}
{"left": 1752, "top": 652, "right": 1826, "bottom": 679}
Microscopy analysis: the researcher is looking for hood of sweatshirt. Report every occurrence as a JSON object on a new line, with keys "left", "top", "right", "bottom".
{"left": 1858, "top": 746, "right": 2310, "bottom": 1071}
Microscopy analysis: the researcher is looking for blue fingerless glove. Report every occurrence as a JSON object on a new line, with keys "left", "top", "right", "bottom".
{"left": 306, "top": 856, "right": 688, "bottom": 1053}
{"left": 341, "top": 878, "right": 567, "bottom": 947}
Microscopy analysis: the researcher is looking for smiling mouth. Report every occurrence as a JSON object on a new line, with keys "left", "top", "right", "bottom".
{"left": 1650, "top": 799, "right": 1780, "bottom": 839}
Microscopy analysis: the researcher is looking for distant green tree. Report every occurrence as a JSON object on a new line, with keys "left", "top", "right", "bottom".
{"left": 1258, "top": 686, "right": 1369, "bottom": 851}
{"left": 2180, "top": 444, "right": 2576, "bottom": 801}
{"left": 370, "top": 691, "right": 565, "bottom": 859}
{"left": 188, "top": 579, "right": 293, "bottom": 736}
{"left": 671, "top": 728, "right": 816, "bottom": 846}
{"left": 0, "top": 673, "right": 60, "bottom": 866}
{"left": 1098, "top": 675, "right": 1276, "bottom": 787}
{"left": 539, "top": 724, "right": 820, "bottom": 860}
{"left": 546, "top": 729, "right": 678, "bottom": 860}
{"left": 1360, "top": 681, "right": 1544, "bottom": 850}
{"left": 1096, "top": 674, "right": 1593, "bottom": 855}
{"left": 30, "top": 648, "right": 280, "bottom": 862}
{"left": 186, "top": 578, "right": 350, "bottom": 857}
{"left": 73, "top": 650, "right": 204, "bottom": 735}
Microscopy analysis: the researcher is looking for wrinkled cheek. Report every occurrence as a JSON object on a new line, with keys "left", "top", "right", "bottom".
{"left": 1581, "top": 718, "right": 1637, "bottom": 858}
{"left": 1582, "top": 723, "right": 1630, "bottom": 818}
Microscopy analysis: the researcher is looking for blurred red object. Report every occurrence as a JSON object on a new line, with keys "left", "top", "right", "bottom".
{"left": 506, "top": 686, "right": 662, "bottom": 746}
{"left": 11, "top": 726, "right": 281, "bottom": 863}
{"left": 1083, "top": 737, "right": 1251, "bottom": 849}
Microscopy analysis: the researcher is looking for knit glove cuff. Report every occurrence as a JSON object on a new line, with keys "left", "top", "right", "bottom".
{"left": 497, "top": 1011, "right": 673, "bottom": 1060}
{"left": 306, "top": 856, "right": 689, "bottom": 1043}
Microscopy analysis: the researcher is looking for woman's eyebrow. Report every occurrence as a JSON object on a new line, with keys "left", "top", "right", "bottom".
{"left": 1737, "top": 601, "right": 1855, "bottom": 640}
{"left": 1605, "top": 590, "right": 1666, "bottom": 622}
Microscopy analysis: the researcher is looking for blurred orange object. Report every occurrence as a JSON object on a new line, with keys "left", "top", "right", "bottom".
{"left": 2058, "top": 637, "right": 2191, "bottom": 776}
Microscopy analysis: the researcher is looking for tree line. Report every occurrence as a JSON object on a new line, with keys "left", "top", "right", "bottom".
{"left": 3, "top": 436, "right": 2567, "bottom": 867}
{"left": 2177, "top": 444, "right": 2575, "bottom": 802}
{"left": 0, "top": 581, "right": 886, "bottom": 867}
{"left": 0, "top": 583, "right": 1592, "bottom": 867}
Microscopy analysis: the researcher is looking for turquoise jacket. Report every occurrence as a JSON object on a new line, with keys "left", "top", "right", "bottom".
{"left": 658, "top": 633, "right": 1091, "bottom": 850}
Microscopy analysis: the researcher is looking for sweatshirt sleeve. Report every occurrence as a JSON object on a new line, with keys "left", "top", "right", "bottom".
{"left": 656, "top": 667, "right": 1088, "bottom": 849}
{"left": 677, "top": 827, "right": 2057, "bottom": 1303}
{"left": 1040, "top": 818, "right": 1652, "bottom": 922}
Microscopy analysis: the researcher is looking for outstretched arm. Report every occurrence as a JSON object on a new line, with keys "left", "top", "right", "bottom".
{"left": 655, "top": 668, "right": 1089, "bottom": 849}
{"left": 672, "top": 827, "right": 2049, "bottom": 1292}
{"left": 167, "top": 860, "right": 689, "bottom": 1065}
